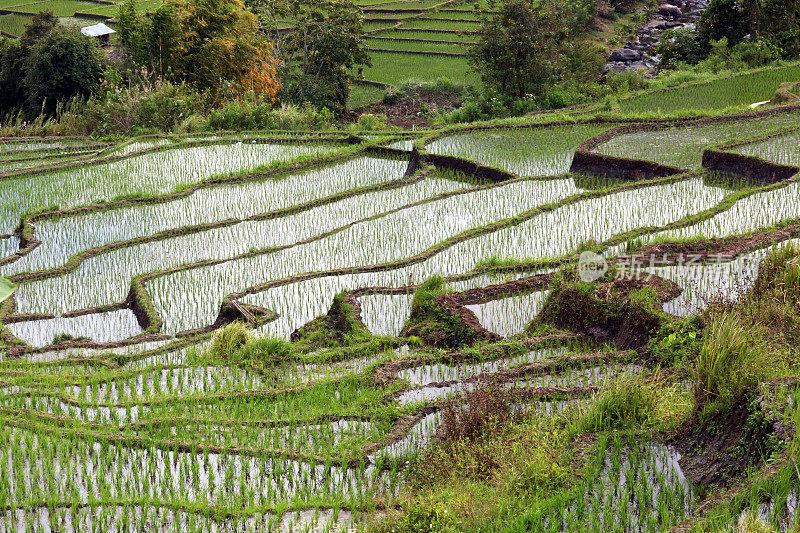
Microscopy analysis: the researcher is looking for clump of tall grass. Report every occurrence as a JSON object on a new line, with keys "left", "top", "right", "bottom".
{"left": 576, "top": 372, "right": 659, "bottom": 432}
{"left": 753, "top": 242, "right": 800, "bottom": 310}
{"left": 210, "top": 322, "right": 250, "bottom": 360}
{"left": 694, "top": 311, "right": 781, "bottom": 412}
{"left": 234, "top": 336, "right": 294, "bottom": 366}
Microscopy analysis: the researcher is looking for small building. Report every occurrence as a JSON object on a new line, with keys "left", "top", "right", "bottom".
{"left": 80, "top": 23, "right": 115, "bottom": 46}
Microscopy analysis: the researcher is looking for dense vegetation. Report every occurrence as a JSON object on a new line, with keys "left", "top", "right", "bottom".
{"left": 1, "top": 0, "right": 800, "bottom": 531}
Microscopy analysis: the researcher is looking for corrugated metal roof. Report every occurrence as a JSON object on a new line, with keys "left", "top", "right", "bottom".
{"left": 80, "top": 23, "right": 116, "bottom": 37}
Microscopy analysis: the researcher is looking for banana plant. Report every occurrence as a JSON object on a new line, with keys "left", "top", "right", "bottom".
{"left": 0, "top": 277, "right": 14, "bottom": 303}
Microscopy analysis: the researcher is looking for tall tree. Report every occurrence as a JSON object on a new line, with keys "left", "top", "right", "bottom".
{"left": 24, "top": 27, "right": 104, "bottom": 113}
{"left": 251, "top": 0, "right": 371, "bottom": 114}
{"left": 0, "top": 13, "right": 103, "bottom": 116}
{"left": 469, "top": 0, "right": 566, "bottom": 99}
{"left": 118, "top": 0, "right": 281, "bottom": 100}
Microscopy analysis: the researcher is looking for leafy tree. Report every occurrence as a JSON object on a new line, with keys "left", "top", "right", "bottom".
{"left": 468, "top": 0, "right": 566, "bottom": 99}
{"left": 743, "top": 0, "right": 800, "bottom": 57}
{"left": 252, "top": 0, "right": 371, "bottom": 115}
{"left": 118, "top": 0, "right": 280, "bottom": 100}
{"left": 697, "top": 0, "right": 800, "bottom": 59}
{"left": 24, "top": 27, "right": 104, "bottom": 113}
{"left": 698, "top": 0, "right": 751, "bottom": 47}
{"left": 0, "top": 12, "right": 102, "bottom": 116}
{"left": 0, "top": 12, "right": 59, "bottom": 114}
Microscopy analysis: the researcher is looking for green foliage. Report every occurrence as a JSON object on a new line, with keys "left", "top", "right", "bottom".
{"left": 649, "top": 315, "right": 704, "bottom": 366}
{"left": 698, "top": 0, "right": 750, "bottom": 48}
{"left": 575, "top": 372, "right": 659, "bottom": 432}
{"left": 670, "top": 0, "right": 800, "bottom": 67}
{"left": 469, "top": 0, "right": 563, "bottom": 99}
{"left": 351, "top": 113, "right": 391, "bottom": 131}
{"left": 118, "top": 0, "right": 280, "bottom": 99}
{"left": 696, "top": 37, "right": 783, "bottom": 72}
{"left": 604, "top": 69, "right": 651, "bottom": 93}
{"left": 257, "top": 0, "right": 371, "bottom": 115}
{"left": 658, "top": 27, "right": 709, "bottom": 68}
{"left": 468, "top": 0, "right": 601, "bottom": 101}
{"left": 0, "top": 13, "right": 102, "bottom": 117}
{"left": 51, "top": 333, "right": 90, "bottom": 344}
{"left": 0, "top": 277, "right": 15, "bottom": 303}
{"left": 695, "top": 311, "right": 781, "bottom": 412}
{"left": 24, "top": 27, "right": 103, "bottom": 113}
{"left": 210, "top": 321, "right": 251, "bottom": 360}
{"left": 207, "top": 100, "right": 334, "bottom": 131}
{"left": 80, "top": 79, "right": 200, "bottom": 135}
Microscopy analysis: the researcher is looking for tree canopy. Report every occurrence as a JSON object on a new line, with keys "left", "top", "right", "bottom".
{"left": 118, "top": 0, "right": 281, "bottom": 100}
{"left": 0, "top": 12, "right": 103, "bottom": 116}
{"left": 251, "top": 0, "right": 371, "bottom": 115}
{"left": 468, "top": 0, "right": 572, "bottom": 99}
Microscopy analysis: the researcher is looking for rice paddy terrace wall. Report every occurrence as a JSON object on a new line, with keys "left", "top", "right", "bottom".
{"left": 1, "top": 100, "right": 800, "bottom": 530}
{"left": 569, "top": 104, "right": 800, "bottom": 182}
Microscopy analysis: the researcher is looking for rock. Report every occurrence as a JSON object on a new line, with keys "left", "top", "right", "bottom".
{"left": 609, "top": 48, "right": 641, "bottom": 62}
{"left": 626, "top": 61, "right": 650, "bottom": 71}
{"left": 658, "top": 3, "right": 682, "bottom": 19}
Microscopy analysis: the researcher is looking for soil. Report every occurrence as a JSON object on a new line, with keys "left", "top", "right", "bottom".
{"left": 636, "top": 222, "right": 800, "bottom": 260}
{"left": 366, "top": 90, "right": 464, "bottom": 129}
{"left": 669, "top": 401, "right": 779, "bottom": 490}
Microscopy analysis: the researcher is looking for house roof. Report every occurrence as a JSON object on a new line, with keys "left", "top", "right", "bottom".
{"left": 80, "top": 23, "right": 116, "bottom": 37}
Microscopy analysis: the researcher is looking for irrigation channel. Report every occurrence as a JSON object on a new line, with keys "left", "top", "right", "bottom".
{"left": 1, "top": 101, "right": 800, "bottom": 531}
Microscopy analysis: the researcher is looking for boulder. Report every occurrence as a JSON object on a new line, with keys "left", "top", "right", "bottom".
{"left": 609, "top": 48, "right": 641, "bottom": 62}
{"left": 658, "top": 3, "right": 682, "bottom": 18}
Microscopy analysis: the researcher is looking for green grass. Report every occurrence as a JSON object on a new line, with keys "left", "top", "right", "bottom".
{"left": 419, "top": 10, "right": 481, "bottom": 19}
{"left": 359, "top": 51, "right": 477, "bottom": 86}
{"left": 11, "top": 0, "right": 108, "bottom": 16}
{"left": 348, "top": 83, "right": 386, "bottom": 109}
{"left": 365, "top": 36, "right": 469, "bottom": 53}
{"left": 620, "top": 64, "right": 800, "bottom": 113}
{"left": 0, "top": 12, "right": 31, "bottom": 35}
{"left": 380, "top": 29, "right": 478, "bottom": 41}
{"left": 400, "top": 18, "right": 480, "bottom": 30}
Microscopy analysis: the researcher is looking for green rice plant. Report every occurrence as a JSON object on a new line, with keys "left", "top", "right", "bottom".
{"left": 364, "top": 37, "right": 468, "bottom": 54}
{"left": 619, "top": 63, "right": 800, "bottom": 113}
{"left": 356, "top": 51, "right": 477, "bottom": 86}
{"left": 595, "top": 112, "right": 800, "bottom": 169}
{"left": 731, "top": 130, "right": 800, "bottom": 167}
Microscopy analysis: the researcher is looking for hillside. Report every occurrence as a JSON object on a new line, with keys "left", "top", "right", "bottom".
{"left": 0, "top": 60, "right": 799, "bottom": 531}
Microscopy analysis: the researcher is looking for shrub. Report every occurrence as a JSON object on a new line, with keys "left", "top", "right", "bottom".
{"left": 352, "top": 113, "right": 390, "bottom": 131}
{"left": 207, "top": 101, "right": 334, "bottom": 131}
{"left": 438, "top": 382, "right": 513, "bottom": 447}
{"left": 75, "top": 80, "right": 201, "bottom": 135}
{"left": 605, "top": 70, "right": 650, "bottom": 93}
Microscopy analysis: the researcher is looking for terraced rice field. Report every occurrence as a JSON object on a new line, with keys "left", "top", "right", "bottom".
{"left": 1, "top": 104, "right": 800, "bottom": 531}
